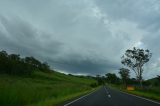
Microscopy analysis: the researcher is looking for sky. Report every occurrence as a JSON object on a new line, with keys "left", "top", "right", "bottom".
{"left": 0, "top": 0, "right": 160, "bottom": 79}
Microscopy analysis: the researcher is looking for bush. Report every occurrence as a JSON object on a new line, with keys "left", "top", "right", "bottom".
{"left": 90, "top": 83, "right": 98, "bottom": 88}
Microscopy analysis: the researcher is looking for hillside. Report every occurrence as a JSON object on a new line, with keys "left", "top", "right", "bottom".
{"left": 0, "top": 50, "right": 98, "bottom": 106}
{"left": 0, "top": 71, "right": 97, "bottom": 106}
{"left": 145, "top": 77, "right": 160, "bottom": 86}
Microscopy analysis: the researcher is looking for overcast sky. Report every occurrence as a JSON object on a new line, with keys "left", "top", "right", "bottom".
{"left": 0, "top": 0, "right": 160, "bottom": 79}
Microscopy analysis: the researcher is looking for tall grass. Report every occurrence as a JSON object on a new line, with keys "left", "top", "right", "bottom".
{"left": 0, "top": 71, "right": 96, "bottom": 106}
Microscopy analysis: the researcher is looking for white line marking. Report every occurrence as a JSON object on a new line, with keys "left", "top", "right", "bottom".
{"left": 64, "top": 89, "right": 98, "bottom": 106}
{"left": 108, "top": 94, "right": 111, "bottom": 98}
{"left": 119, "top": 90, "right": 160, "bottom": 105}
{"left": 104, "top": 87, "right": 108, "bottom": 93}
{"left": 104, "top": 87, "right": 111, "bottom": 98}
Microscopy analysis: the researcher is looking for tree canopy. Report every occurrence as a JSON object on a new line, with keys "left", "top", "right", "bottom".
{"left": 119, "top": 68, "right": 130, "bottom": 87}
{"left": 0, "top": 50, "right": 51, "bottom": 75}
{"left": 105, "top": 73, "right": 119, "bottom": 84}
{"left": 121, "top": 47, "right": 152, "bottom": 87}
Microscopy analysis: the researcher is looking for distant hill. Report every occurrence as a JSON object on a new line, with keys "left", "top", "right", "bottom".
{"left": 144, "top": 76, "right": 160, "bottom": 86}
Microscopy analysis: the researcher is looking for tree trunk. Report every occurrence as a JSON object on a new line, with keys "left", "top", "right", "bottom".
{"left": 124, "top": 81, "right": 127, "bottom": 88}
{"left": 140, "top": 79, "right": 143, "bottom": 88}
{"left": 139, "top": 67, "right": 143, "bottom": 88}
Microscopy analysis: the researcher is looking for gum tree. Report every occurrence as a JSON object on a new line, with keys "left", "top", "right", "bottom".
{"left": 121, "top": 47, "right": 152, "bottom": 87}
{"left": 119, "top": 68, "right": 130, "bottom": 87}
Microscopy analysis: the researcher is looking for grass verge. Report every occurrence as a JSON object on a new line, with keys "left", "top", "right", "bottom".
{"left": 0, "top": 71, "right": 97, "bottom": 106}
{"left": 126, "top": 87, "right": 160, "bottom": 102}
{"left": 30, "top": 88, "right": 97, "bottom": 106}
{"left": 106, "top": 84, "right": 160, "bottom": 102}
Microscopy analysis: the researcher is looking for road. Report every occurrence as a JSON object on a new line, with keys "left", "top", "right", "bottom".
{"left": 60, "top": 86, "right": 160, "bottom": 106}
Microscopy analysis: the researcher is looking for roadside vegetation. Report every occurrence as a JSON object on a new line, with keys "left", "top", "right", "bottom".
{"left": 120, "top": 47, "right": 159, "bottom": 101}
{"left": 96, "top": 72, "right": 160, "bottom": 101}
{"left": 105, "top": 77, "right": 160, "bottom": 101}
{"left": 0, "top": 50, "right": 98, "bottom": 106}
{"left": 0, "top": 50, "right": 50, "bottom": 75}
{"left": 97, "top": 47, "right": 160, "bottom": 101}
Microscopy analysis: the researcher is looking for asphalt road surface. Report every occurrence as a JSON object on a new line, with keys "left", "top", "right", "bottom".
{"left": 61, "top": 86, "right": 160, "bottom": 106}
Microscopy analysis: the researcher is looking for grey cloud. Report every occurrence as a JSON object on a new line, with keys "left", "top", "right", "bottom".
{"left": 48, "top": 58, "right": 120, "bottom": 75}
{"left": 95, "top": 0, "right": 160, "bottom": 31}
{"left": 0, "top": 15, "right": 63, "bottom": 58}
{"left": 0, "top": 0, "right": 160, "bottom": 78}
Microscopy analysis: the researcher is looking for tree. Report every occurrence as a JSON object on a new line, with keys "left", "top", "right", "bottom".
{"left": 0, "top": 51, "right": 9, "bottom": 73}
{"left": 157, "top": 75, "right": 160, "bottom": 81}
{"left": 9, "top": 54, "right": 20, "bottom": 61}
{"left": 121, "top": 47, "right": 152, "bottom": 87}
{"left": 40, "top": 62, "right": 50, "bottom": 72}
{"left": 105, "top": 73, "right": 119, "bottom": 84}
{"left": 119, "top": 68, "right": 130, "bottom": 87}
{"left": 25, "top": 56, "right": 41, "bottom": 68}
{"left": 96, "top": 75, "right": 104, "bottom": 85}
{"left": 0, "top": 50, "right": 52, "bottom": 75}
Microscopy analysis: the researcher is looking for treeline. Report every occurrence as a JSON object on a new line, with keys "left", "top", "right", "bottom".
{"left": 95, "top": 72, "right": 160, "bottom": 87}
{"left": 0, "top": 50, "right": 51, "bottom": 75}
{"left": 95, "top": 73, "right": 144, "bottom": 86}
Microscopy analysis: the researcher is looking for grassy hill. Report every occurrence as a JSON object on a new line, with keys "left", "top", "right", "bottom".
{"left": 0, "top": 71, "right": 97, "bottom": 106}
{"left": 145, "top": 77, "right": 160, "bottom": 86}
{"left": 0, "top": 50, "right": 98, "bottom": 106}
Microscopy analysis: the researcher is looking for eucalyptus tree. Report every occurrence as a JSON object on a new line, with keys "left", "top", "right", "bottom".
{"left": 121, "top": 47, "right": 152, "bottom": 87}
{"left": 119, "top": 68, "right": 130, "bottom": 87}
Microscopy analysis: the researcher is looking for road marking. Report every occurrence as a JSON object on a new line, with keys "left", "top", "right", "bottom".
{"left": 108, "top": 94, "right": 111, "bottom": 98}
{"left": 104, "top": 87, "right": 109, "bottom": 93}
{"left": 64, "top": 89, "right": 98, "bottom": 106}
{"left": 104, "top": 87, "right": 111, "bottom": 98}
{"left": 119, "top": 90, "right": 160, "bottom": 105}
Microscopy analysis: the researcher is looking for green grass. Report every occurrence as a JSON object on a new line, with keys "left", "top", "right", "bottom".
{"left": 0, "top": 71, "right": 97, "bottom": 106}
{"left": 126, "top": 87, "right": 160, "bottom": 101}
{"left": 106, "top": 83, "right": 160, "bottom": 101}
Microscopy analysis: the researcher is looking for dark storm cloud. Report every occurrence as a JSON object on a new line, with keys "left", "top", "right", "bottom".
{"left": 48, "top": 58, "right": 120, "bottom": 75}
{"left": 0, "top": 15, "right": 63, "bottom": 58}
{"left": 0, "top": 0, "right": 160, "bottom": 78}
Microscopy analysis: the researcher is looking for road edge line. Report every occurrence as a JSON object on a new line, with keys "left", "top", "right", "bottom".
{"left": 119, "top": 90, "right": 160, "bottom": 105}
{"left": 63, "top": 88, "right": 99, "bottom": 106}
